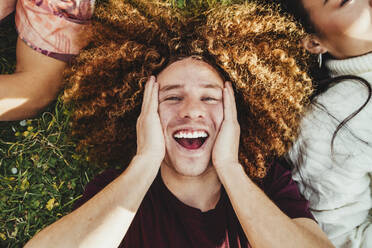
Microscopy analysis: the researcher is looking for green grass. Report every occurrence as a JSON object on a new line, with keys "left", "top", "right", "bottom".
{"left": 0, "top": 9, "right": 102, "bottom": 248}
{"left": 0, "top": 13, "right": 16, "bottom": 75}
{"left": 0, "top": 99, "right": 103, "bottom": 247}
{"left": 0, "top": 1, "right": 232, "bottom": 246}
{"left": 0, "top": 15, "right": 103, "bottom": 245}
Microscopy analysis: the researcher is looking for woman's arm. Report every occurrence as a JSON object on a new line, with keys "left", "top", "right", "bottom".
{"left": 0, "top": 38, "right": 65, "bottom": 120}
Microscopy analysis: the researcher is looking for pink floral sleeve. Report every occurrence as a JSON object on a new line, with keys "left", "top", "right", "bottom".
{"left": 15, "top": 0, "right": 94, "bottom": 62}
{"left": 0, "top": 0, "right": 17, "bottom": 21}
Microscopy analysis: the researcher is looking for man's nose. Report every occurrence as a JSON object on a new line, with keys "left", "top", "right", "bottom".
{"left": 179, "top": 99, "right": 205, "bottom": 119}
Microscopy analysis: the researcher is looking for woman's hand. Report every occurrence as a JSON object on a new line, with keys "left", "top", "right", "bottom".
{"left": 212, "top": 81, "right": 241, "bottom": 170}
{"left": 135, "top": 76, "right": 166, "bottom": 164}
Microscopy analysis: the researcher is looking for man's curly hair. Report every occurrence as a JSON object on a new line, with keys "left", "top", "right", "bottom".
{"left": 64, "top": 0, "right": 313, "bottom": 181}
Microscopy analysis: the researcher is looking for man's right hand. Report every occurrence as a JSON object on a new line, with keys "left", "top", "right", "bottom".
{"left": 135, "top": 76, "right": 165, "bottom": 164}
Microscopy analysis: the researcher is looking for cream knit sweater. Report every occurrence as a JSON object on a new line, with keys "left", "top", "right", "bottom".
{"left": 288, "top": 52, "right": 372, "bottom": 248}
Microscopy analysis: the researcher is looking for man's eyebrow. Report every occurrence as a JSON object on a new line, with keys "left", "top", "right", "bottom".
{"left": 159, "top": 83, "right": 222, "bottom": 92}
{"left": 323, "top": 0, "right": 329, "bottom": 5}
{"left": 159, "top": 84, "right": 183, "bottom": 92}
{"left": 203, "top": 83, "right": 223, "bottom": 90}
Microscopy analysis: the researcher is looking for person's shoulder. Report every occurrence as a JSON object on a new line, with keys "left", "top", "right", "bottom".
{"left": 261, "top": 160, "right": 291, "bottom": 188}
{"left": 314, "top": 77, "right": 369, "bottom": 118}
{"left": 87, "top": 168, "right": 123, "bottom": 188}
{"left": 259, "top": 159, "right": 294, "bottom": 197}
{"left": 261, "top": 159, "right": 315, "bottom": 220}
{"left": 73, "top": 168, "right": 123, "bottom": 210}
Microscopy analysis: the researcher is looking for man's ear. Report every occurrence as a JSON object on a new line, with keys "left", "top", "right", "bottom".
{"left": 301, "top": 35, "right": 328, "bottom": 54}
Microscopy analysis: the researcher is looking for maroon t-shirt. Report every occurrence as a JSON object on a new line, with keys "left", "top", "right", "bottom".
{"left": 74, "top": 162, "right": 314, "bottom": 248}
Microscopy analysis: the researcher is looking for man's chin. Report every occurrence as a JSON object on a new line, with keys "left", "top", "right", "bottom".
{"left": 162, "top": 157, "right": 213, "bottom": 178}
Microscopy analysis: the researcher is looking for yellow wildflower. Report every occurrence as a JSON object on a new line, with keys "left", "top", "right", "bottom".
{"left": 46, "top": 198, "right": 56, "bottom": 211}
{"left": 0, "top": 232, "right": 6, "bottom": 240}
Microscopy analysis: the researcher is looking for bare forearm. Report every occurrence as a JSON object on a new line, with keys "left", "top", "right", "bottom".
{"left": 0, "top": 73, "right": 60, "bottom": 120}
{"left": 0, "top": 38, "right": 65, "bottom": 121}
{"left": 25, "top": 155, "right": 161, "bottom": 248}
{"left": 217, "top": 163, "right": 334, "bottom": 248}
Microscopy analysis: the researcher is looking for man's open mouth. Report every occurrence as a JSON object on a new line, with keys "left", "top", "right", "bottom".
{"left": 173, "top": 130, "right": 209, "bottom": 150}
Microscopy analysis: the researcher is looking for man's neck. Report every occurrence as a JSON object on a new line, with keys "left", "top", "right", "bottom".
{"left": 160, "top": 165, "right": 221, "bottom": 212}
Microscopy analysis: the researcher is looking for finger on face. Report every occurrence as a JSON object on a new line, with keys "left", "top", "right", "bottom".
{"left": 141, "top": 76, "right": 156, "bottom": 113}
{"left": 148, "top": 81, "right": 159, "bottom": 113}
{"left": 228, "top": 82, "right": 238, "bottom": 120}
{"left": 223, "top": 81, "right": 238, "bottom": 121}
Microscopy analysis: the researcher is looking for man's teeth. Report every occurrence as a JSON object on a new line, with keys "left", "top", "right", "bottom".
{"left": 174, "top": 131, "right": 208, "bottom": 139}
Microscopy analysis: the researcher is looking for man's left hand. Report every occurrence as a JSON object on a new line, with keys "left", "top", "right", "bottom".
{"left": 212, "top": 81, "right": 241, "bottom": 170}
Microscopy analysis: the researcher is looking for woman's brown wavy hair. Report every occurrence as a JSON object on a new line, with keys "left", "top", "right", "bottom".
{"left": 64, "top": 0, "right": 313, "bottom": 181}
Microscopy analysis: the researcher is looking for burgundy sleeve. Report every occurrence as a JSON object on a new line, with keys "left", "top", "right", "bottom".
{"left": 262, "top": 161, "right": 315, "bottom": 220}
{"left": 73, "top": 169, "right": 122, "bottom": 210}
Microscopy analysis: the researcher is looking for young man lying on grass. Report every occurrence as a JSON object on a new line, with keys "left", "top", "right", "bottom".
{"left": 25, "top": 0, "right": 334, "bottom": 247}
